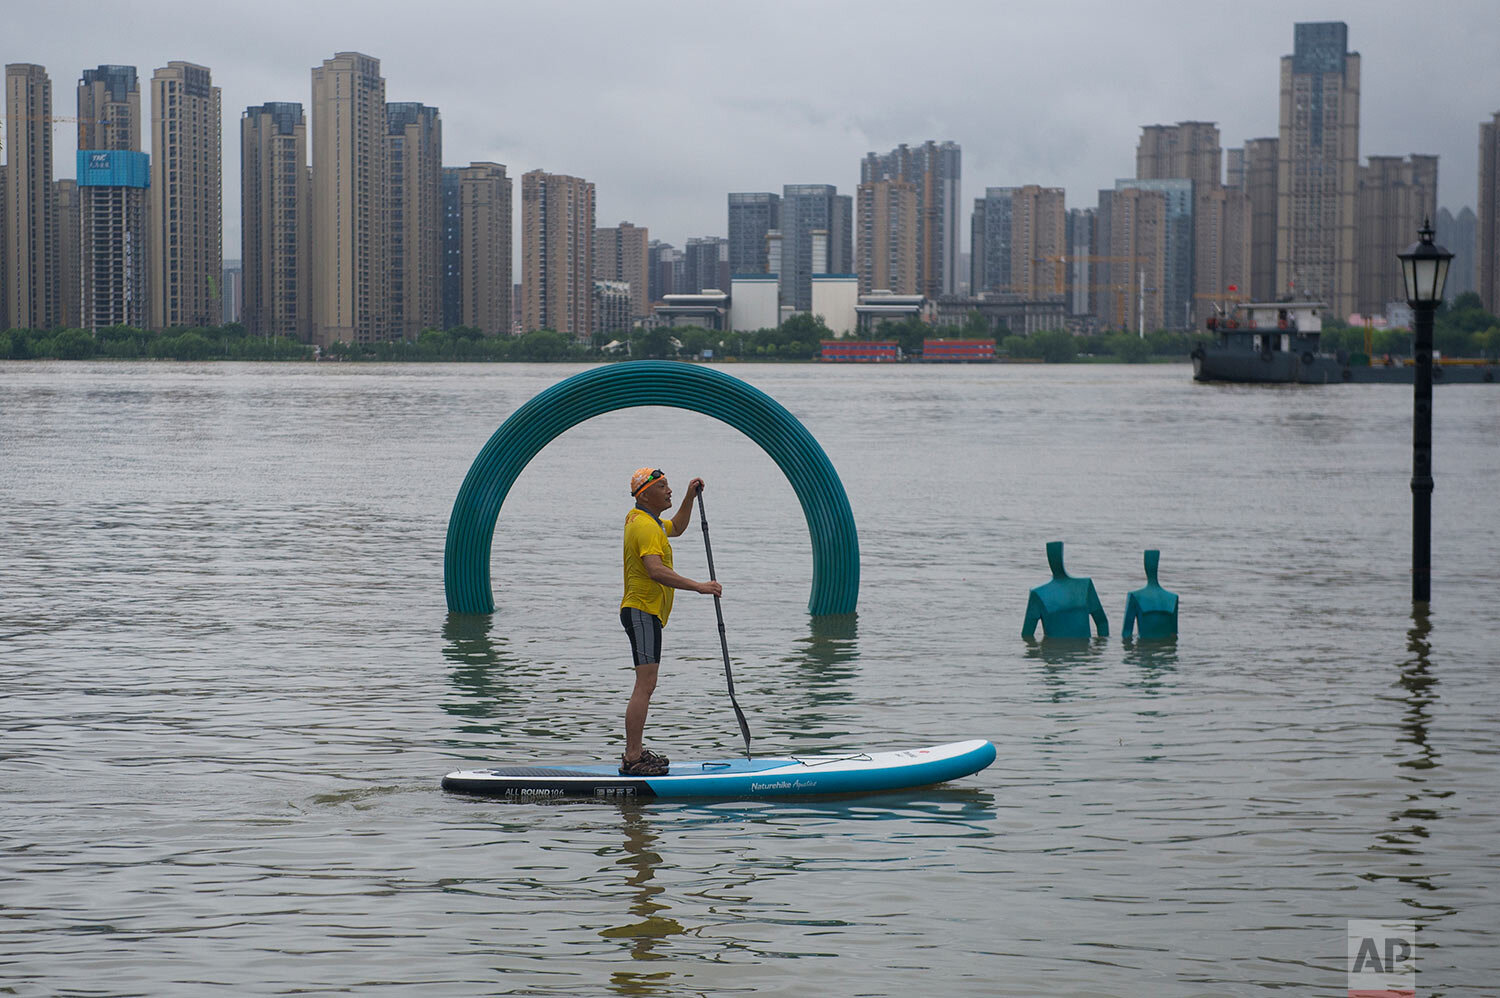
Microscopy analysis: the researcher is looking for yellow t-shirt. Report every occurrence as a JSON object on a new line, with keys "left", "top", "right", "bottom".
{"left": 621, "top": 508, "right": 675, "bottom": 625}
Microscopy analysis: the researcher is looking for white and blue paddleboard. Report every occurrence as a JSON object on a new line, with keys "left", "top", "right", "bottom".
{"left": 441, "top": 739, "right": 996, "bottom": 800}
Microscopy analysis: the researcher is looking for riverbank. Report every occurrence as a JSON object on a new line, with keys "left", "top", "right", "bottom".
{"left": 2, "top": 322, "right": 1199, "bottom": 364}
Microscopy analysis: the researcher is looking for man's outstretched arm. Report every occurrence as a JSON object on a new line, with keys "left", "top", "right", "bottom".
{"left": 642, "top": 554, "right": 721, "bottom": 596}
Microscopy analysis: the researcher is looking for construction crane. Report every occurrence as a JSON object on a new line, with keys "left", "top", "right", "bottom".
{"left": 1039, "top": 255, "right": 1162, "bottom": 334}
{"left": 0, "top": 114, "right": 101, "bottom": 153}
{"left": 1043, "top": 254, "right": 1149, "bottom": 297}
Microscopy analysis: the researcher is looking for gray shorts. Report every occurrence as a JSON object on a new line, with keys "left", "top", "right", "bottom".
{"left": 620, "top": 607, "right": 663, "bottom": 667}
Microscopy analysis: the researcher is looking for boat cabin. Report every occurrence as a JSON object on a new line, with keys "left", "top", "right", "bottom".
{"left": 1204, "top": 301, "right": 1325, "bottom": 358}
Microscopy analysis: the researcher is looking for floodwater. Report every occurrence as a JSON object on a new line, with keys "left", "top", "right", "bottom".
{"left": 1, "top": 360, "right": 1497, "bottom": 996}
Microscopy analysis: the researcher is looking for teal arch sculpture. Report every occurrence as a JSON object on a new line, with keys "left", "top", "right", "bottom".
{"left": 445, "top": 361, "right": 860, "bottom": 615}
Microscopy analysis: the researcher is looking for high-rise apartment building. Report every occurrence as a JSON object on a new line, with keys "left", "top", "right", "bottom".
{"left": 1095, "top": 186, "right": 1168, "bottom": 332}
{"left": 780, "top": 184, "right": 851, "bottom": 311}
{"left": 1355, "top": 155, "right": 1438, "bottom": 316}
{"left": 222, "top": 260, "right": 242, "bottom": 324}
{"left": 77, "top": 66, "right": 148, "bottom": 331}
{"left": 861, "top": 141, "right": 961, "bottom": 297}
{"left": 385, "top": 102, "right": 441, "bottom": 341}
{"left": 1137, "top": 121, "right": 1250, "bottom": 322}
{"left": 311, "top": 52, "right": 386, "bottom": 346}
{"left": 1437, "top": 206, "right": 1477, "bottom": 303}
{"left": 970, "top": 185, "right": 1066, "bottom": 299}
{"left": 684, "top": 235, "right": 729, "bottom": 294}
{"left": 1065, "top": 208, "right": 1095, "bottom": 317}
{"left": 442, "top": 167, "right": 462, "bottom": 329}
{"left": 1277, "top": 21, "right": 1360, "bottom": 316}
{"left": 521, "top": 170, "right": 594, "bottom": 338}
{"left": 456, "top": 161, "right": 512, "bottom": 336}
{"left": 148, "top": 61, "right": 221, "bottom": 330}
{"left": 55, "top": 179, "right": 80, "bottom": 330}
{"left": 593, "top": 279, "right": 632, "bottom": 336}
{"left": 1479, "top": 112, "right": 1500, "bottom": 314}
{"left": 1236, "top": 138, "right": 1279, "bottom": 300}
{"left": 77, "top": 151, "right": 149, "bottom": 331}
{"left": 1, "top": 166, "right": 8, "bottom": 325}
{"left": 1093, "top": 190, "right": 1117, "bottom": 326}
{"left": 727, "top": 192, "right": 780, "bottom": 277}
{"left": 647, "top": 240, "right": 681, "bottom": 303}
{"left": 241, "top": 102, "right": 310, "bottom": 341}
{"left": 970, "top": 189, "right": 1010, "bottom": 295}
{"left": 1137, "top": 122, "right": 1222, "bottom": 188}
{"left": 6, "top": 64, "right": 57, "bottom": 331}
{"left": 594, "top": 221, "right": 649, "bottom": 319}
{"left": 1012, "top": 186, "right": 1066, "bottom": 303}
{"left": 1116, "top": 178, "right": 1193, "bottom": 329}
{"left": 78, "top": 64, "right": 140, "bottom": 152}
{"left": 855, "top": 179, "right": 918, "bottom": 294}
{"left": 1193, "top": 185, "right": 1252, "bottom": 324}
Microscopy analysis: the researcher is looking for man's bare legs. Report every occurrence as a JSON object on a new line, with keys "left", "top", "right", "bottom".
{"left": 624, "top": 661, "right": 659, "bottom": 762}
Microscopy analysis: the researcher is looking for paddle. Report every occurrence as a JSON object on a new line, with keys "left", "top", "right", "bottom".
{"left": 695, "top": 483, "right": 752, "bottom": 760}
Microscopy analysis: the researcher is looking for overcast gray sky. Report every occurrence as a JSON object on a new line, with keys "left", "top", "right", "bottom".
{"left": 14, "top": 0, "right": 1500, "bottom": 258}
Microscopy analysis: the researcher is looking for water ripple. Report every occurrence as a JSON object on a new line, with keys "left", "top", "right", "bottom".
{"left": 2, "top": 362, "right": 1498, "bottom": 995}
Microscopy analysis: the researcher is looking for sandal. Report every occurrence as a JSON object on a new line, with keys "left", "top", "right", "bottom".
{"left": 619, "top": 753, "right": 669, "bottom": 776}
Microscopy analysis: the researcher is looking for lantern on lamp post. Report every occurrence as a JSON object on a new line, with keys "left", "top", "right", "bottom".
{"left": 1396, "top": 219, "right": 1453, "bottom": 604}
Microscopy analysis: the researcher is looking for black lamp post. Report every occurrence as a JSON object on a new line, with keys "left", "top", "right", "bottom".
{"left": 1397, "top": 219, "right": 1453, "bottom": 604}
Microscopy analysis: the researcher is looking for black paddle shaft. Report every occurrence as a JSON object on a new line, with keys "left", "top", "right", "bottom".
{"left": 696, "top": 484, "right": 752, "bottom": 760}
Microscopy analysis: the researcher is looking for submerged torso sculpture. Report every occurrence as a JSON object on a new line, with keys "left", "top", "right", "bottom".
{"left": 1022, "top": 541, "right": 1109, "bottom": 639}
{"left": 1123, "top": 549, "right": 1178, "bottom": 639}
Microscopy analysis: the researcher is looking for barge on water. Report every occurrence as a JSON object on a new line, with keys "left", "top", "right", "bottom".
{"left": 1190, "top": 301, "right": 1498, "bottom": 384}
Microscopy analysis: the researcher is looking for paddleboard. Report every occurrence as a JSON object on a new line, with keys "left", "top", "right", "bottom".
{"left": 441, "top": 739, "right": 996, "bottom": 800}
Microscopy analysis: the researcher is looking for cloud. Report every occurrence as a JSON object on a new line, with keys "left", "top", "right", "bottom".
{"left": 11, "top": 0, "right": 1498, "bottom": 258}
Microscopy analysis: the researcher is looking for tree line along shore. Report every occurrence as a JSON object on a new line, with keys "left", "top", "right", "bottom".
{"left": 5, "top": 296, "right": 1497, "bottom": 364}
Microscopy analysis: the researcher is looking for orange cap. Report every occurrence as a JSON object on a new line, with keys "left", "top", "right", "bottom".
{"left": 630, "top": 467, "right": 663, "bottom": 496}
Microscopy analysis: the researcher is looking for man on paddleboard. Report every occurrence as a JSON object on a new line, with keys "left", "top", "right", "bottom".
{"left": 620, "top": 467, "right": 722, "bottom": 776}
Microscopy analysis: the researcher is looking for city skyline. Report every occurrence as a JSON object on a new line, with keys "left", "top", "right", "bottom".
{"left": 7, "top": 0, "right": 1499, "bottom": 262}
